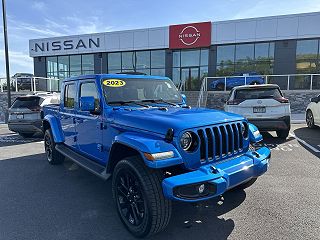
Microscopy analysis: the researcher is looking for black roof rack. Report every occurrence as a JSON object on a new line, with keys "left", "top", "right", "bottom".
{"left": 116, "top": 71, "right": 147, "bottom": 75}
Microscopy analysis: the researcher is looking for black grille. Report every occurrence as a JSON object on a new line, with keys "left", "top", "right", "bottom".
{"left": 197, "top": 122, "right": 246, "bottom": 163}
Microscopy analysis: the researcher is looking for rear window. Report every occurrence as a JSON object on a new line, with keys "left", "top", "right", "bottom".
{"left": 11, "top": 97, "right": 44, "bottom": 109}
{"left": 235, "top": 88, "right": 282, "bottom": 100}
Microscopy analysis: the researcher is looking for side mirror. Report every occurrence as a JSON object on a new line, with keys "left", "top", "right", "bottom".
{"left": 80, "top": 96, "right": 95, "bottom": 112}
{"left": 181, "top": 94, "right": 187, "bottom": 105}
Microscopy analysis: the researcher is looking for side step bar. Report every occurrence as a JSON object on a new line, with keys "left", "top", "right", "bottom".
{"left": 55, "top": 144, "right": 111, "bottom": 180}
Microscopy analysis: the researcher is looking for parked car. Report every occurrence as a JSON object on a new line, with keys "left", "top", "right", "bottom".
{"left": 210, "top": 72, "right": 265, "bottom": 91}
{"left": 8, "top": 92, "right": 60, "bottom": 137}
{"left": 224, "top": 84, "right": 291, "bottom": 139}
{"left": 306, "top": 94, "right": 320, "bottom": 128}
{"left": 42, "top": 73, "right": 271, "bottom": 237}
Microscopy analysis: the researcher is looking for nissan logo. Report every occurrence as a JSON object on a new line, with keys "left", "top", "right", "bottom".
{"left": 178, "top": 26, "right": 201, "bottom": 46}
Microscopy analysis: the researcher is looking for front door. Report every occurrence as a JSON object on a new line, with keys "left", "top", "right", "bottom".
{"left": 75, "top": 80, "right": 104, "bottom": 163}
{"left": 180, "top": 67, "right": 200, "bottom": 91}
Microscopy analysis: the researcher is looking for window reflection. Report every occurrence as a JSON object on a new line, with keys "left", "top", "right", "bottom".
{"left": 107, "top": 50, "right": 166, "bottom": 76}
{"left": 46, "top": 54, "right": 94, "bottom": 80}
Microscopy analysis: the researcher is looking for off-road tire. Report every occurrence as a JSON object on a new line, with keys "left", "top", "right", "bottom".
{"left": 44, "top": 129, "right": 64, "bottom": 165}
{"left": 112, "top": 157, "right": 172, "bottom": 238}
{"left": 306, "top": 110, "right": 315, "bottom": 129}
{"left": 276, "top": 129, "right": 289, "bottom": 139}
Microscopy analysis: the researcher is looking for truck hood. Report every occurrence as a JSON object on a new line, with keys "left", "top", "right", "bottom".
{"left": 111, "top": 107, "right": 245, "bottom": 136}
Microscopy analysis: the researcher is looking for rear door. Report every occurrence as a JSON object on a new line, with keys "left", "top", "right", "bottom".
{"left": 60, "top": 83, "right": 77, "bottom": 149}
{"left": 232, "top": 87, "right": 290, "bottom": 119}
{"left": 75, "top": 80, "right": 104, "bottom": 163}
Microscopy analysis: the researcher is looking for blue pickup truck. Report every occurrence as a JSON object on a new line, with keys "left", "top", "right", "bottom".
{"left": 42, "top": 73, "right": 270, "bottom": 237}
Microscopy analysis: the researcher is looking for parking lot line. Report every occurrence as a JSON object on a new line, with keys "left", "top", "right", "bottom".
{"left": 289, "top": 133, "right": 320, "bottom": 153}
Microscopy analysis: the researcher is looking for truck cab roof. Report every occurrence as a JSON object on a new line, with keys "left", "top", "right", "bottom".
{"left": 63, "top": 74, "right": 170, "bottom": 82}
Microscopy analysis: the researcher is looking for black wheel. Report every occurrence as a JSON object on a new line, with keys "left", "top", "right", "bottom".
{"left": 276, "top": 129, "right": 289, "bottom": 139}
{"left": 19, "top": 133, "right": 34, "bottom": 138}
{"left": 233, "top": 178, "right": 257, "bottom": 190}
{"left": 112, "top": 157, "right": 172, "bottom": 238}
{"left": 306, "top": 110, "right": 315, "bottom": 129}
{"left": 216, "top": 83, "right": 225, "bottom": 91}
{"left": 44, "top": 129, "right": 64, "bottom": 165}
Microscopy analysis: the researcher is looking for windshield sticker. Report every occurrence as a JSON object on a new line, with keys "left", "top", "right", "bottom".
{"left": 103, "top": 79, "right": 126, "bottom": 87}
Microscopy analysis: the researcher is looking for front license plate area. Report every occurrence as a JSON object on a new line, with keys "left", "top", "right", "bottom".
{"left": 253, "top": 107, "right": 266, "bottom": 113}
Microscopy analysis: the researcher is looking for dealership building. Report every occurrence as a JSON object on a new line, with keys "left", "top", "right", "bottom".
{"left": 28, "top": 11, "right": 320, "bottom": 109}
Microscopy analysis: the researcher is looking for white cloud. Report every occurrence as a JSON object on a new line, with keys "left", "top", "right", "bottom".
{"left": 31, "top": 1, "right": 46, "bottom": 11}
{"left": 0, "top": 50, "right": 33, "bottom": 77}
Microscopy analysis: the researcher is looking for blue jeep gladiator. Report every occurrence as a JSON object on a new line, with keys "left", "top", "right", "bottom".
{"left": 42, "top": 73, "right": 271, "bottom": 237}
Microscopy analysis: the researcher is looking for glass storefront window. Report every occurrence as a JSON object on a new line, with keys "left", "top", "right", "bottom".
{"left": 136, "top": 51, "right": 150, "bottom": 69}
{"left": 296, "top": 39, "right": 319, "bottom": 60}
{"left": 217, "top": 45, "right": 235, "bottom": 65}
{"left": 58, "top": 56, "right": 69, "bottom": 72}
{"left": 82, "top": 54, "right": 94, "bottom": 71}
{"left": 151, "top": 68, "right": 165, "bottom": 77}
{"left": 108, "top": 52, "right": 121, "bottom": 71}
{"left": 47, "top": 57, "right": 58, "bottom": 74}
{"left": 122, "top": 51, "right": 135, "bottom": 70}
{"left": 200, "top": 49, "right": 209, "bottom": 66}
{"left": 255, "top": 43, "right": 270, "bottom": 61}
{"left": 181, "top": 50, "right": 200, "bottom": 67}
{"left": 151, "top": 50, "right": 165, "bottom": 68}
{"left": 136, "top": 69, "right": 151, "bottom": 75}
{"left": 70, "top": 55, "right": 81, "bottom": 72}
{"left": 235, "top": 44, "right": 254, "bottom": 64}
{"left": 173, "top": 51, "right": 180, "bottom": 67}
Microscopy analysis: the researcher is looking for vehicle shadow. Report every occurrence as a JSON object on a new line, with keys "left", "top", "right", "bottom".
{"left": 0, "top": 154, "right": 245, "bottom": 240}
{"left": 0, "top": 133, "right": 43, "bottom": 147}
{"left": 254, "top": 132, "right": 296, "bottom": 150}
{"left": 293, "top": 127, "right": 320, "bottom": 158}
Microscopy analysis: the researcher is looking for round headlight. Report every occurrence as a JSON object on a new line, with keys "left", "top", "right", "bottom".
{"left": 180, "top": 132, "right": 193, "bottom": 150}
{"left": 240, "top": 122, "right": 249, "bottom": 139}
{"left": 240, "top": 123, "right": 245, "bottom": 135}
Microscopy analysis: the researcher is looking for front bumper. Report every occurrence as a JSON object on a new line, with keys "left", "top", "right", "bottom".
{"left": 248, "top": 116, "right": 290, "bottom": 131}
{"left": 8, "top": 120, "right": 42, "bottom": 134}
{"left": 162, "top": 147, "right": 270, "bottom": 202}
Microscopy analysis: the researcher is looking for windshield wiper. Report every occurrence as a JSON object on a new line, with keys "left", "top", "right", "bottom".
{"left": 108, "top": 100, "right": 150, "bottom": 108}
{"left": 140, "top": 99, "right": 179, "bottom": 107}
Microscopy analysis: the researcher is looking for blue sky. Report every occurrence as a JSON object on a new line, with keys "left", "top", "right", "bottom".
{"left": 1, "top": 0, "right": 320, "bottom": 77}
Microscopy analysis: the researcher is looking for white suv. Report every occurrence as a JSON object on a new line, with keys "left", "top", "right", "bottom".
{"left": 306, "top": 94, "right": 320, "bottom": 128}
{"left": 224, "top": 84, "right": 291, "bottom": 139}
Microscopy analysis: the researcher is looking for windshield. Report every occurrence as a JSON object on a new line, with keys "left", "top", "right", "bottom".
{"left": 235, "top": 87, "right": 282, "bottom": 100}
{"left": 102, "top": 78, "right": 182, "bottom": 105}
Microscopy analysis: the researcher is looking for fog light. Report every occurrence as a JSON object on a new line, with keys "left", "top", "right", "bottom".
{"left": 198, "top": 184, "right": 205, "bottom": 194}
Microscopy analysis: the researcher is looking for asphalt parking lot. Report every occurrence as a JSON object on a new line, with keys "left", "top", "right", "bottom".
{"left": 0, "top": 124, "right": 320, "bottom": 240}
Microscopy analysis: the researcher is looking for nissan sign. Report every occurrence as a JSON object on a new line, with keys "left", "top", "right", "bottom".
{"left": 31, "top": 37, "right": 100, "bottom": 53}
{"left": 169, "top": 22, "right": 211, "bottom": 49}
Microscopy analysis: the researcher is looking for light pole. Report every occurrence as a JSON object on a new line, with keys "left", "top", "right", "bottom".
{"left": 1, "top": 0, "right": 11, "bottom": 112}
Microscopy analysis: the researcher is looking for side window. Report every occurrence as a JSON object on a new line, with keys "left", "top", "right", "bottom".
{"left": 64, "top": 84, "right": 76, "bottom": 108}
{"left": 80, "top": 82, "right": 100, "bottom": 110}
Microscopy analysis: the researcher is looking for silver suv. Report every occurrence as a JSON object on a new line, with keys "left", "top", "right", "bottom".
{"left": 8, "top": 92, "right": 59, "bottom": 137}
